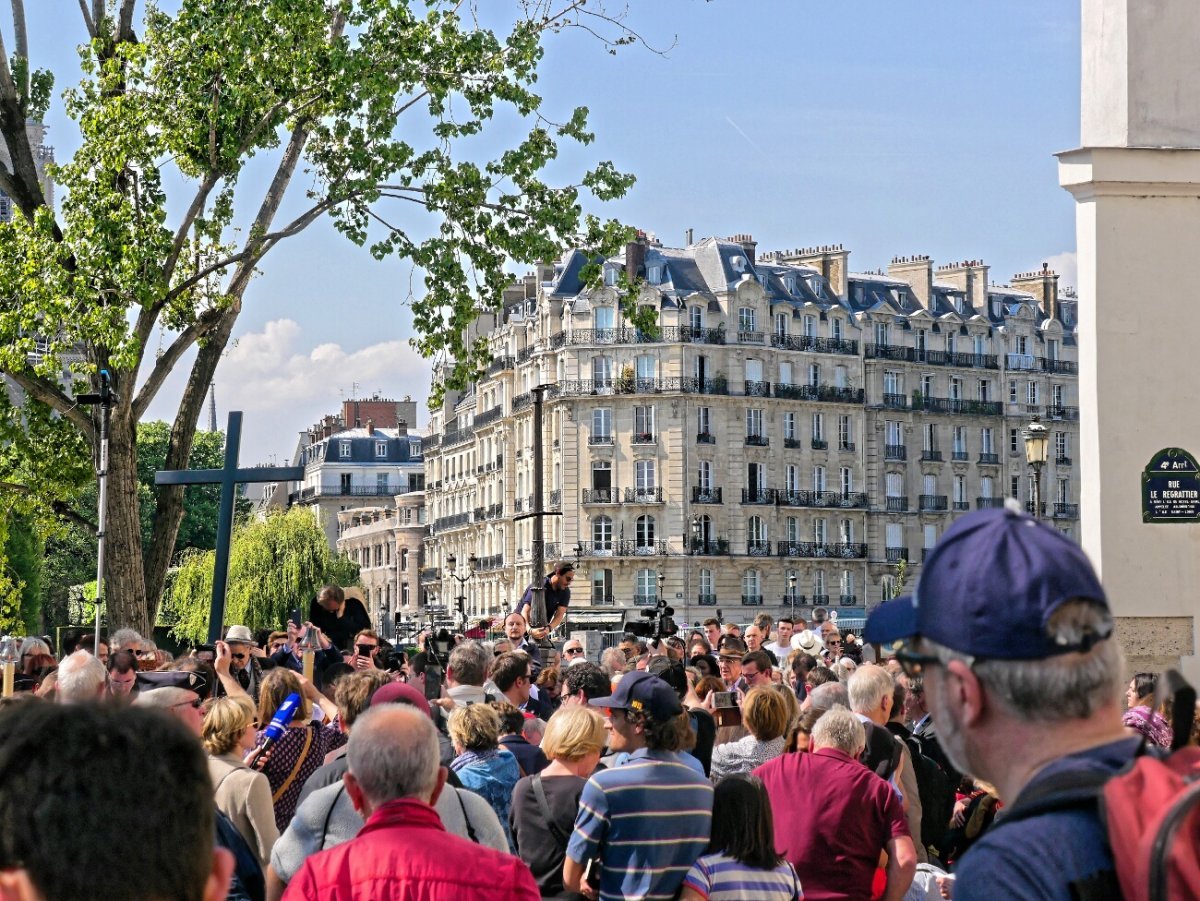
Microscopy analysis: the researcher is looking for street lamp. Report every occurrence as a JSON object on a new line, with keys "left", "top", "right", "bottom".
{"left": 378, "top": 597, "right": 389, "bottom": 636}
{"left": 1023, "top": 417, "right": 1049, "bottom": 518}
{"left": 788, "top": 572, "right": 798, "bottom": 620}
{"left": 690, "top": 515, "right": 702, "bottom": 555}
{"left": 446, "top": 553, "right": 478, "bottom": 629}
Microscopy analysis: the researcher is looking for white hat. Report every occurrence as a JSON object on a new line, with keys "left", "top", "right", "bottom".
{"left": 791, "top": 629, "right": 822, "bottom": 655}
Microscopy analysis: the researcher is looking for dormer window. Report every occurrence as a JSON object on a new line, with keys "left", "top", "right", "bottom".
{"left": 375, "top": 440, "right": 388, "bottom": 458}
{"left": 647, "top": 265, "right": 661, "bottom": 285}
{"left": 339, "top": 440, "right": 352, "bottom": 459}
{"left": 604, "top": 266, "right": 618, "bottom": 287}
{"left": 785, "top": 276, "right": 796, "bottom": 294}
{"left": 731, "top": 255, "right": 746, "bottom": 273}
{"left": 409, "top": 440, "right": 422, "bottom": 457}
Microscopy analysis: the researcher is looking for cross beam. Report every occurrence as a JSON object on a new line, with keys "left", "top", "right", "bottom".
{"left": 155, "top": 411, "right": 304, "bottom": 642}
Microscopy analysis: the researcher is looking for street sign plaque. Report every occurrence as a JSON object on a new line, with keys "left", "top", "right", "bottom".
{"left": 1142, "top": 448, "right": 1200, "bottom": 523}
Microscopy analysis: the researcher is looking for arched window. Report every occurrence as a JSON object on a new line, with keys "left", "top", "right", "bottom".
{"left": 636, "top": 514, "right": 656, "bottom": 551}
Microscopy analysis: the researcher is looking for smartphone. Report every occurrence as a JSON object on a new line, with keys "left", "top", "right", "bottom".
{"left": 289, "top": 608, "right": 302, "bottom": 629}
{"left": 583, "top": 858, "right": 601, "bottom": 890}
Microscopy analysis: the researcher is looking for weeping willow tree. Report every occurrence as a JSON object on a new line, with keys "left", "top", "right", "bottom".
{"left": 166, "top": 508, "right": 359, "bottom": 642}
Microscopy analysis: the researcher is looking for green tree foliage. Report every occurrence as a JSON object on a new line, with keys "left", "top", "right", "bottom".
{"left": 0, "top": 1, "right": 645, "bottom": 633}
{"left": 166, "top": 507, "right": 359, "bottom": 643}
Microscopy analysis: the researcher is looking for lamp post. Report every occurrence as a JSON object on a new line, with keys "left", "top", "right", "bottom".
{"left": 0, "top": 635, "right": 17, "bottom": 698}
{"left": 446, "top": 553, "right": 478, "bottom": 630}
{"left": 690, "top": 515, "right": 702, "bottom": 555}
{"left": 378, "top": 597, "right": 389, "bottom": 638}
{"left": 1023, "top": 416, "right": 1049, "bottom": 519}
{"left": 788, "top": 572, "right": 798, "bottom": 620}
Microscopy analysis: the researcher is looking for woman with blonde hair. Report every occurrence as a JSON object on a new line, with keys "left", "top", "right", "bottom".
{"left": 203, "top": 695, "right": 279, "bottom": 867}
{"left": 510, "top": 705, "right": 606, "bottom": 899}
{"left": 448, "top": 703, "right": 521, "bottom": 850}
{"left": 709, "top": 685, "right": 791, "bottom": 780}
{"left": 251, "top": 667, "right": 344, "bottom": 831}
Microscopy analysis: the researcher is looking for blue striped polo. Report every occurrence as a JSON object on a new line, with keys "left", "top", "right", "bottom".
{"left": 566, "top": 748, "right": 713, "bottom": 901}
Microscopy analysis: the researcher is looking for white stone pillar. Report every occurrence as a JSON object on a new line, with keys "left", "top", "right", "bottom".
{"left": 1058, "top": 0, "right": 1199, "bottom": 676}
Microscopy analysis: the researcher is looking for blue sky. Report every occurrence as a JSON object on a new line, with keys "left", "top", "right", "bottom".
{"left": 28, "top": 1, "right": 1082, "bottom": 463}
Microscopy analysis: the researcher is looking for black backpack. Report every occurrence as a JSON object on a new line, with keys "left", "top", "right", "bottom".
{"left": 905, "top": 732, "right": 957, "bottom": 854}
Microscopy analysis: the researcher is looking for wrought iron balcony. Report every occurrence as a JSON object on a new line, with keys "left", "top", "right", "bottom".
{"left": 473, "top": 405, "right": 503, "bottom": 428}
{"left": 978, "top": 453, "right": 1001, "bottom": 465}
{"left": 1045, "top": 406, "right": 1080, "bottom": 421}
{"left": 811, "top": 438, "right": 828, "bottom": 450}
{"left": 839, "top": 594, "right": 858, "bottom": 606}
{"left": 741, "top": 487, "right": 777, "bottom": 504}
{"left": 1053, "top": 503, "right": 1079, "bottom": 519}
{"left": 574, "top": 539, "right": 672, "bottom": 557}
{"left": 631, "top": 432, "right": 656, "bottom": 445}
{"left": 919, "top": 495, "right": 948, "bottom": 511}
{"left": 921, "top": 450, "right": 943, "bottom": 462}
{"left": 745, "top": 434, "right": 770, "bottom": 447}
{"left": 581, "top": 488, "right": 616, "bottom": 504}
{"left": 697, "top": 593, "right": 718, "bottom": 606}
{"left": 745, "top": 539, "right": 773, "bottom": 556}
{"left": 886, "top": 547, "right": 909, "bottom": 563}
{"left": 811, "top": 594, "right": 830, "bottom": 606}
{"left": 690, "top": 538, "right": 731, "bottom": 556}
{"left": 784, "top": 437, "right": 802, "bottom": 449}
{"left": 840, "top": 441, "right": 856, "bottom": 452}
{"left": 776, "top": 541, "right": 868, "bottom": 559}
{"left": 633, "top": 593, "right": 659, "bottom": 607}
{"left": 679, "top": 325, "right": 728, "bottom": 345}
{"left": 744, "top": 380, "right": 772, "bottom": 397}
{"left": 682, "top": 377, "right": 730, "bottom": 396}
{"left": 623, "top": 487, "right": 664, "bottom": 503}
{"left": 885, "top": 444, "right": 907, "bottom": 460}
{"left": 741, "top": 594, "right": 764, "bottom": 606}
{"left": 771, "top": 334, "right": 858, "bottom": 355}
{"left": 1026, "top": 501, "right": 1047, "bottom": 515}
{"left": 1006, "top": 353, "right": 1038, "bottom": 371}
{"left": 952, "top": 500, "right": 971, "bottom": 511}
{"left": 475, "top": 554, "right": 504, "bottom": 571}
{"left": 882, "top": 393, "right": 908, "bottom": 409}
{"left": 738, "top": 331, "right": 765, "bottom": 345}
{"left": 774, "top": 383, "right": 866, "bottom": 404}
{"left": 1041, "top": 357, "right": 1078, "bottom": 374}
{"left": 1056, "top": 455, "right": 1073, "bottom": 466}
{"left": 885, "top": 496, "right": 909, "bottom": 513}
{"left": 697, "top": 431, "right": 716, "bottom": 444}
{"left": 485, "top": 355, "right": 516, "bottom": 375}
{"left": 691, "top": 487, "right": 723, "bottom": 504}
{"left": 915, "top": 397, "right": 1003, "bottom": 416}
{"left": 866, "top": 344, "right": 915, "bottom": 362}
{"left": 976, "top": 497, "right": 1006, "bottom": 509}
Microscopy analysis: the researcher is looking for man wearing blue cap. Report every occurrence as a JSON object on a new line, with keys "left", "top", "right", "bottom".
{"left": 864, "top": 502, "right": 1133, "bottom": 900}
{"left": 562, "top": 671, "right": 713, "bottom": 900}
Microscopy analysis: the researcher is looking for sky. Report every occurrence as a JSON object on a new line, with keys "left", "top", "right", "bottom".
{"left": 27, "top": 1, "right": 1082, "bottom": 465}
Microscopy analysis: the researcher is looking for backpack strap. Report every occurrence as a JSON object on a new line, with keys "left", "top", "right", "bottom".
{"left": 995, "top": 769, "right": 1110, "bottom": 826}
{"left": 531, "top": 774, "right": 571, "bottom": 846}
{"left": 454, "top": 788, "right": 480, "bottom": 844}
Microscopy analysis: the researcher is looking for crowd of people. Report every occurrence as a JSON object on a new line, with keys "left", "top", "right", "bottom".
{"left": 1, "top": 509, "right": 1198, "bottom": 901}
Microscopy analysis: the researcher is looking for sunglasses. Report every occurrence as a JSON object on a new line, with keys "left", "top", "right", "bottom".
{"left": 564, "top": 647, "right": 584, "bottom": 656}
{"left": 892, "top": 642, "right": 966, "bottom": 679}
{"left": 230, "top": 652, "right": 247, "bottom": 660}
{"left": 826, "top": 640, "right": 842, "bottom": 646}
{"left": 170, "top": 697, "right": 203, "bottom": 711}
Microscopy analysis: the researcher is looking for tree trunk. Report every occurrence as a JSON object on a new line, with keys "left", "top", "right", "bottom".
{"left": 102, "top": 406, "right": 151, "bottom": 634}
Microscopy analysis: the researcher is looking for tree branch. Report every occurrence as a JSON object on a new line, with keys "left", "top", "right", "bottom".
{"left": 77, "top": 0, "right": 95, "bottom": 38}
{"left": 0, "top": 481, "right": 98, "bottom": 533}
{"left": 163, "top": 172, "right": 220, "bottom": 285}
{"left": 117, "top": 0, "right": 136, "bottom": 43}
{"left": 5, "top": 370, "right": 95, "bottom": 439}
{"left": 10, "top": 0, "right": 28, "bottom": 65}
{"left": 131, "top": 312, "right": 221, "bottom": 421}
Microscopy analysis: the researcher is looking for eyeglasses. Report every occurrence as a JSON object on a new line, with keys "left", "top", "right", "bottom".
{"left": 893, "top": 642, "right": 972, "bottom": 680}
{"left": 603, "top": 707, "right": 627, "bottom": 720}
{"left": 230, "top": 653, "right": 247, "bottom": 660}
{"left": 170, "top": 697, "right": 203, "bottom": 711}
{"left": 563, "top": 647, "right": 584, "bottom": 656}
{"left": 826, "top": 640, "right": 842, "bottom": 647}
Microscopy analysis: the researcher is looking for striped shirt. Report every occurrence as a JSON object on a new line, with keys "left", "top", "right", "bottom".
{"left": 567, "top": 748, "right": 713, "bottom": 901}
{"left": 683, "top": 853, "right": 801, "bottom": 901}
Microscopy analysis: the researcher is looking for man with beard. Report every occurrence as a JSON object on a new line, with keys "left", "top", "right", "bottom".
{"left": 865, "top": 503, "right": 1131, "bottom": 901}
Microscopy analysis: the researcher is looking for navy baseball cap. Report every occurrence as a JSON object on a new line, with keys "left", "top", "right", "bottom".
{"left": 589, "top": 670, "right": 683, "bottom": 720}
{"left": 864, "top": 503, "right": 1110, "bottom": 659}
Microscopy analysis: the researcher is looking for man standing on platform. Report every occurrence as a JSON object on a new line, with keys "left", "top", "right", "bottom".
{"left": 308, "top": 584, "right": 371, "bottom": 653}
{"left": 516, "top": 561, "right": 574, "bottom": 639}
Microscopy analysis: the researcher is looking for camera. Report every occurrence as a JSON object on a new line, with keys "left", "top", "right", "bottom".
{"left": 624, "top": 598, "right": 677, "bottom": 640}
{"left": 418, "top": 629, "right": 455, "bottom": 701}
{"left": 711, "top": 689, "right": 742, "bottom": 728}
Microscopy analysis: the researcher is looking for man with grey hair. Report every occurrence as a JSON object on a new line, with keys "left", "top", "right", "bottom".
{"left": 282, "top": 706, "right": 537, "bottom": 899}
{"left": 866, "top": 505, "right": 1133, "bottom": 900}
{"left": 55, "top": 649, "right": 108, "bottom": 703}
{"left": 755, "top": 705, "right": 915, "bottom": 901}
{"left": 442, "top": 640, "right": 492, "bottom": 708}
{"left": 848, "top": 665, "right": 924, "bottom": 862}
{"left": 805, "top": 679, "right": 848, "bottom": 712}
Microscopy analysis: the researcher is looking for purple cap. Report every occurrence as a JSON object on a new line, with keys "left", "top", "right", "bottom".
{"left": 864, "top": 504, "right": 1110, "bottom": 659}
{"left": 370, "top": 681, "right": 432, "bottom": 718}
{"left": 589, "top": 670, "right": 682, "bottom": 720}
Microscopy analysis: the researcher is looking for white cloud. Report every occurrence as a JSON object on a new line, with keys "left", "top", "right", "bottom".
{"left": 141, "top": 319, "right": 435, "bottom": 465}
{"left": 1038, "top": 250, "right": 1077, "bottom": 289}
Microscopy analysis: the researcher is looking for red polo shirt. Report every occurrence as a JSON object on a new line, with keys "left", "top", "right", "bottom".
{"left": 754, "top": 747, "right": 909, "bottom": 901}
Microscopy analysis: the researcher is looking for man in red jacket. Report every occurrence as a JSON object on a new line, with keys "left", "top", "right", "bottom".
{"left": 283, "top": 705, "right": 538, "bottom": 900}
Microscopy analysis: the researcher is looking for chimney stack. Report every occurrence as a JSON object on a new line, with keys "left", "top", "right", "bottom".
{"left": 728, "top": 233, "right": 757, "bottom": 267}
{"left": 887, "top": 255, "right": 933, "bottom": 307}
{"left": 935, "top": 259, "right": 990, "bottom": 315}
{"left": 1011, "top": 263, "right": 1061, "bottom": 321}
{"left": 366, "top": 418, "right": 375, "bottom": 436}
{"left": 625, "top": 231, "right": 647, "bottom": 283}
{"left": 786, "top": 244, "right": 850, "bottom": 299}
{"left": 685, "top": 227, "right": 694, "bottom": 246}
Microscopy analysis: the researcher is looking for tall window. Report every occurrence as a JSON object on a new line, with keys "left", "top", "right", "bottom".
{"left": 953, "top": 426, "right": 966, "bottom": 454}
{"left": 785, "top": 465, "right": 800, "bottom": 493}
{"left": 1058, "top": 478, "right": 1071, "bottom": 504}
{"left": 592, "top": 355, "right": 613, "bottom": 387}
{"left": 592, "top": 408, "right": 612, "bottom": 441}
{"left": 1055, "top": 431, "right": 1069, "bottom": 459}
{"left": 839, "top": 518, "right": 854, "bottom": 543}
{"left": 774, "top": 312, "right": 788, "bottom": 337}
{"left": 636, "top": 568, "right": 657, "bottom": 599}
{"left": 924, "top": 525, "right": 937, "bottom": 550}
{"left": 978, "top": 379, "right": 991, "bottom": 402}
{"left": 949, "top": 377, "right": 963, "bottom": 400}
{"left": 981, "top": 428, "right": 994, "bottom": 454}
{"left": 746, "top": 408, "right": 764, "bottom": 438}
{"left": 924, "top": 474, "right": 937, "bottom": 496}
{"left": 592, "top": 516, "right": 613, "bottom": 551}
{"left": 786, "top": 517, "right": 800, "bottom": 542}
{"left": 884, "top": 370, "right": 901, "bottom": 395}
{"left": 808, "top": 363, "right": 820, "bottom": 386}
{"left": 875, "top": 322, "right": 890, "bottom": 346}
{"left": 697, "top": 406, "right": 711, "bottom": 437}
{"left": 697, "top": 460, "right": 713, "bottom": 490}
{"left": 739, "top": 307, "right": 757, "bottom": 332}
{"left": 981, "top": 476, "right": 993, "bottom": 499}
{"left": 689, "top": 306, "right": 703, "bottom": 333}
{"left": 886, "top": 472, "right": 903, "bottom": 498}
{"left": 803, "top": 314, "right": 817, "bottom": 337}
{"left": 400, "top": 548, "right": 408, "bottom": 571}
{"left": 954, "top": 474, "right": 967, "bottom": 504}
{"left": 1027, "top": 381, "right": 1040, "bottom": 405}
{"left": 813, "top": 518, "right": 827, "bottom": 544}
{"left": 923, "top": 423, "right": 937, "bottom": 452}
{"left": 813, "top": 466, "right": 827, "bottom": 493}
{"left": 743, "top": 569, "right": 761, "bottom": 599}
{"left": 592, "top": 568, "right": 613, "bottom": 603}
{"left": 634, "top": 405, "right": 655, "bottom": 437}
{"left": 841, "top": 571, "right": 855, "bottom": 600}
{"left": 783, "top": 412, "right": 797, "bottom": 440}
{"left": 635, "top": 460, "right": 656, "bottom": 490}
{"left": 636, "top": 355, "right": 656, "bottom": 381}
{"left": 840, "top": 467, "right": 853, "bottom": 495}
{"left": 812, "top": 413, "right": 825, "bottom": 441}
{"left": 813, "top": 570, "right": 826, "bottom": 598}
{"left": 886, "top": 421, "right": 903, "bottom": 446}
{"left": 635, "top": 515, "right": 656, "bottom": 548}
{"left": 831, "top": 318, "right": 843, "bottom": 341}
{"left": 748, "top": 516, "right": 767, "bottom": 545}
{"left": 839, "top": 416, "right": 852, "bottom": 447}
{"left": 594, "top": 306, "right": 615, "bottom": 330}
{"left": 699, "top": 568, "right": 713, "bottom": 597}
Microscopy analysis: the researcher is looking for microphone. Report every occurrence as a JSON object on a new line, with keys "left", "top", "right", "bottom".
{"left": 248, "top": 692, "right": 302, "bottom": 768}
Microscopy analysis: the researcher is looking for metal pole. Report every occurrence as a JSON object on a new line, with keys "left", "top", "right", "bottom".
{"left": 208, "top": 412, "right": 243, "bottom": 643}
{"left": 1032, "top": 462, "right": 1043, "bottom": 520}
{"left": 82, "top": 370, "right": 116, "bottom": 656}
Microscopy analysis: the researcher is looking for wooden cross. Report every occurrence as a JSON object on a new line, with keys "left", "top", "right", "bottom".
{"left": 155, "top": 411, "right": 304, "bottom": 642}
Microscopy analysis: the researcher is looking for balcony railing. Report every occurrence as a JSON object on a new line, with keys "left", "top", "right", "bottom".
{"left": 840, "top": 441, "right": 856, "bottom": 452}
{"left": 741, "top": 488, "right": 777, "bottom": 505}
{"left": 587, "top": 434, "right": 614, "bottom": 446}
{"left": 475, "top": 554, "right": 504, "bottom": 571}
{"left": 912, "top": 350, "right": 999, "bottom": 369}
{"left": 952, "top": 500, "right": 971, "bottom": 511}
{"left": 623, "top": 487, "right": 664, "bottom": 504}
{"left": 631, "top": 432, "right": 656, "bottom": 445}
{"left": 1041, "top": 357, "right": 1077, "bottom": 374}
{"left": 886, "top": 547, "right": 909, "bottom": 563}
{"left": 690, "top": 538, "right": 731, "bottom": 556}
{"left": 774, "top": 384, "right": 866, "bottom": 404}
{"left": 575, "top": 539, "right": 672, "bottom": 557}
{"left": 419, "top": 567, "right": 440, "bottom": 584}
{"left": 745, "top": 434, "right": 770, "bottom": 447}
{"left": 776, "top": 541, "right": 868, "bottom": 559}
{"left": 1026, "top": 501, "right": 1047, "bottom": 516}
{"left": 744, "top": 380, "right": 772, "bottom": 397}
{"left": 697, "top": 593, "right": 718, "bottom": 606}
{"left": 915, "top": 397, "right": 1003, "bottom": 416}
{"left": 866, "top": 344, "right": 914, "bottom": 362}
{"left": 770, "top": 334, "right": 859, "bottom": 355}
{"left": 633, "top": 593, "right": 659, "bottom": 607}
{"left": 1056, "top": 455, "right": 1072, "bottom": 466}
{"left": 1006, "top": 353, "right": 1038, "bottom": 370}
{"left": 473, "top": 405, "right": 503, "bottom": 429}
{"left": 976, "top": 497, "right": 1006, "bottom": 509}
{"left": 581, "top": 488, "right": 616, "bottom": 504}
{"left": 697, "top": 431, "right": 716, "bottom": 444}
{"left": 682, "top": 377, "right": 730, "bottom": 396}
{"left": 811, "top": 438, "right": 828, "bottom": 450}
{"left": 951, "top": 451, "right": 969, "bottom": 461}
{"left": 745, "top": 539, "right": 772, "bottom": 556}
{"left": 738, "top": 331, "right": 765, "bottom": 345}
{"left": 839, "top": 594, "right": 858, "bottom": 606}
{"left": 1045, "top": 406, "right": 1080, "bottom": 421}
{"left": 741, "top": 594, "right": 764, "bottom": 606}
{"left": 691, "top": 487, "right": 723, "bottom": 504}
{"left": 485, "top": 355, "right": 515, "bottom": 375}
{"left": 784, "top": 437, "right": 802, "bottom": 449}
{"left": 978, "top": 453, "right": 1001, "bottom": 465}
{"left": 1053, "top": 503, "right": 1080, "bottom": 519}
{"left": 882, "top": 393, "right": 908, "bottom": 409}
{"left": 886, "top": 496, "right": 909, "bottom": 513}
{"left": 811, "top": 594, "right": 830, "bottom": 606}
{"left": 885, "top": 444, "right": 907, "bottom": 460}
{"left": 921, "top": 450, "right": 943, "bottom": 462}
{"left": 919, "top": 494, "right": 948, "bottom": 511}
{"left": 776, "top": 489, "right": 870, "bottom": 509}
{"left": 303, "top": 483, "right": 401, "bottom": 499}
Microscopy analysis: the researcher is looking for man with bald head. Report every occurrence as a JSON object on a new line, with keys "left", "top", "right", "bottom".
{"left": 282, "top": 706, "right": 537, "bottom": 899}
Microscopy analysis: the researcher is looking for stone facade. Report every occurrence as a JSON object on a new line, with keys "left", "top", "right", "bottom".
{"left": 421, "top": 234, "right": 1079, "bottom": 632}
